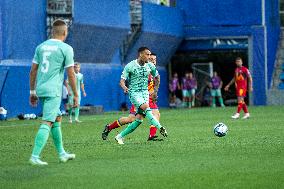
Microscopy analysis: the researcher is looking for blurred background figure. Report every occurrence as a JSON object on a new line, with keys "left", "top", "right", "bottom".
{"left": 210, "top": 71, "right": 225, "bottom": 107}
{"left": 169, "top": 72, "right": 180, "bottom": 108}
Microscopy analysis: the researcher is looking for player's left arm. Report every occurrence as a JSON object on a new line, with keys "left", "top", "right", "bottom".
{"left": 29, "top": 63, "right": 39, "bottom": 107}
{"left": 81, "top": 75, "right": 86, "bottom": 97}
{"left": 248, "top": 71, "right": 253, "bottom": 92}
{"left": 152, "top": 74, "right": 160, "bottom": 102}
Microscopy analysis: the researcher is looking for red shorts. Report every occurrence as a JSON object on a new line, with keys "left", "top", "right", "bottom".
{"left": 236, "top": 88, "right": 247, "bottom": 97}
{"left": 129, "top": 104, "right": 136, "bottom": 115}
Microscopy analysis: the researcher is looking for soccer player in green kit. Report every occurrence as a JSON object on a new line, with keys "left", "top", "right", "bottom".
{"left": 29, "top": 19, "right": 78, "bottom": 165}
{"left": 68, "top": 62, "right": 87, "bottom": 123}
{"left": 115, "top": 47, "right": 168, "bottom": 144}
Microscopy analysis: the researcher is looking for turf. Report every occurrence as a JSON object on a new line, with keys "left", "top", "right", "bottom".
{"left": 0, "top": 106, "right": 284, "bottom": 189}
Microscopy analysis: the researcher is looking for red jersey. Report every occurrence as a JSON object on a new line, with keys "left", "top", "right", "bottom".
{"left": 235, "top": 66, "right": 251, "bottom": 89}
{"left": 148, "top": 74, "right": 155, "bottom": 93}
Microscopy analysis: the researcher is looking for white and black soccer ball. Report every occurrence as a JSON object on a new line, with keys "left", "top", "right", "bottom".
{"left": 213, "top": 123, "right": 228, "bottom": 137}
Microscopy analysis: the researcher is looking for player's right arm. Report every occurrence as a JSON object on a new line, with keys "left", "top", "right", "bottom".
{"left": 224, "top": 78, "right": 235, "bottom": 91}
{"left": 120, "top": 78, "right": 128, "bottom": 93}
{"left": 120, "top": 64, "right": 130, "bottom": 93}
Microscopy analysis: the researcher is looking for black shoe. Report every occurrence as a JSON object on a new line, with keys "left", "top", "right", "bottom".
{"left": 148, "top": 135, "right": 163, "bottom": 141}
{"left": 102, "top": 124, "right": 110, "bottom": 140}
{"left": 160, "top": 127, "right": 168, "bottom": 137}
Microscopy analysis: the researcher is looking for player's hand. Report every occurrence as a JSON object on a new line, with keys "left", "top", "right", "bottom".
{"left": 73, "top": 95, "right": 78, "bottom": 108}
{"left": 29, "top": 94, "right": 38, "bottom": 107}
{"left": 224, "top": 85, "right": 229, "bottom": 91}
{"left": 249, "top": 86, "right": 253, "bottom": 92}
{"left": 123, "top": 87, "right": 128, "bottom": 94}
{"left": 83, "top": 91, "right": 87, "bottom": 97}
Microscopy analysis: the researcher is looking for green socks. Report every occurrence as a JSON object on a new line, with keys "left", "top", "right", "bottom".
{"left": 212, "top": 97, "right": 216, "bottom": 107}
{"left": 219, "top": 97, "right": 225, "bottom": 107}
{"left": 145, "top": 108, "right": 162, "bottom": 129}
{"left": 74, "top": 107, "right": 80, "bottom": 120}
{"left": 31, "top": 124, "right": 51, "bottom": 158}
{"left": 51, "top": 122, "right": 65, "bottom": 155}
{"left": 120, "top": 119, "right": 143, "bottom": 137}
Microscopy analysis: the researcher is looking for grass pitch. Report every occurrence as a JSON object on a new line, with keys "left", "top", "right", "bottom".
{"left": 0, "top": 106, "right": 284, "bottom": 189}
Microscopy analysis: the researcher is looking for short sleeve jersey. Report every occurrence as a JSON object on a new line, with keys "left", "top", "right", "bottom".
{"left": 211, "top": 76, "right": 221, "bottom": 89}
{"left": 235, "top": 66, "right": 251, "bottom": 89}
{"left": 121, "top": 60, "right": 158, "bottom": 93}
{"left": 33, "top": 39, "right": 74, "bottom": 97}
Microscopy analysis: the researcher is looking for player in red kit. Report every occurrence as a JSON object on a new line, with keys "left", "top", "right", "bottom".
{"left": 102, "top": 53, "right": 162, "bottom": 141}
{"left": 224, "top": 57, "right": 253, "bottom": 119}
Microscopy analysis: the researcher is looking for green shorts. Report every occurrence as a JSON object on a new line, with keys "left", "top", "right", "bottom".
{"left": 129, "top": 91, "right": 149, "bottom": 111}
{"left": 39, "top": 97, "right": 62, "bottom": 122}
{"left": 182, "top": 89, "right": 196, "bottom": 97}
{"left": 211, "top": 89, "right": 222, "bottom": 97}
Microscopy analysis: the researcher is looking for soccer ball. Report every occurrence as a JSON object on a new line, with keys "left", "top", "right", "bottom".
{"left": 213, "top": 123, "right": 228, "bottom": 137}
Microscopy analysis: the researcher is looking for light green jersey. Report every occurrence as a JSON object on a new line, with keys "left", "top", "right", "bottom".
{"left": 68, "top": 72, "right": 84, "bottom": 97}
{"left": 33, "top": 39, "right": 74, "bottom": 97}
{"left": 121, "top": 59, "right": 158, "bottom": 93}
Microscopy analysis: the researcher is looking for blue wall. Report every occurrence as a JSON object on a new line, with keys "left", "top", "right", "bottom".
{"left": 125, "top": 2, "right": 184, "bottom": 66}
{"left": 67, "top": 0, "right": 130, "bottom": 63}
{"left": 0, "top": 62, "right": 169, "bottom": 118}
{"left": 0, "top": 0, "right": 46, "bottom": 60}
{"left": 266, "top": 0, "right": 280, "bottom": 88}
{"left": 177, "top": 0, "right": 262, "bottom": 26}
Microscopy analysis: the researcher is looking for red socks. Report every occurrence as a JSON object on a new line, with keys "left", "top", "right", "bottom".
{"left": 108, "top": 120, "right": 121, "bottom": 131}
{"left": 149, "top": 125, "right": 157, "bottom": 137}
{"left": 237, "top": 102, "right": 243, "bottom": 113}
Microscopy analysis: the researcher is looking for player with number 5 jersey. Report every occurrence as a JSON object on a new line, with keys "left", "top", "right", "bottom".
{"left": 29, "top": 19, "right": 78, "bottom": 166}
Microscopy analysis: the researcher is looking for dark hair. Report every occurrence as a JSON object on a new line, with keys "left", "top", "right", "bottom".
{"left": 235, "top": 57, "right": 242, "bottom": 61}
{"left": 52, "top": 19, "right": 67, "bottom": 27}
{"left": 138, "top": 47, "right": 150, "bottom": 53}
{"left": 150, "top": 53, "right": 156, "bottom": 56}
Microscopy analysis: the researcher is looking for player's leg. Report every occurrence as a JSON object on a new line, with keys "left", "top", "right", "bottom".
{"left": 68, "top": 95, "right": 74, "bottom": 123}
{"left": 148, "top": 97, "right": 160, "bottom": 140}
{"left": 216, "top": 89, "right": 225, "bottom": 107}
{"left": 115, "top": 113, "right": 144, "bottom": 144}
{"left": 140, "top": 102, "right": 168, "bottom": 137}
{"left": 148, "top": 108, "right": 160, "bottom": 141}
{"left": 48, "top": 97, "right": 75, "bottom": 162}
{"left": 211, "top": 89, "right": 216, "bottom": 107}
{"left": 102, "top": 114, "right": 135, "bottom": 140}
{"left": 241, "top": 89, "right": 249, "bottom": 119}
{"left": 29, "top": 97, "right": 53, "bottom": 165}
{"left": 74, "top": 95, "right": 81, "bottom": 122}
{"left": 232, "top": 89, "right": 243, "bottom": 119}
{"left": 182, "top": 90, "right": 187, "bottom": 107}
{"left": 191, "top": 89, "right": 196, "bottom": 107}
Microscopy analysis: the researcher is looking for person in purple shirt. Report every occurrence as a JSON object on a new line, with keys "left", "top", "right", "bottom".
{"left": 187, "top": 72, "right": 197, "bottom": 107}
{"left": 169, "top": 72, "right": 180, "bottom": 107}
{"left": 182, "top": 72, "right": 197, "bottom": 108}
{"left": 210, "top": 71, "right": 225, "bottom": 107}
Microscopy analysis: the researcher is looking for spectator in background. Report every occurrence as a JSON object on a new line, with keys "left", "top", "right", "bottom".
{"left": 188, "top": 72, "right": 197, "bottom": 108}
{"left": 181, "top": 72, "right": 190, "bottom": 108}
{"left": 210, "top": 71, "right": 225, "bottom": 107}
{"left": 169, "top": 72, "right": 180, "bottom": 108}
